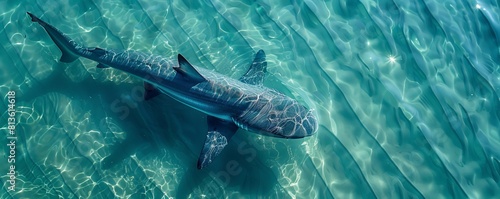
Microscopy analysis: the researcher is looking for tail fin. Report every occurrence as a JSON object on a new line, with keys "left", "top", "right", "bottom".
{"left": 27, "top": 12, "right": 80, "bottom": 63}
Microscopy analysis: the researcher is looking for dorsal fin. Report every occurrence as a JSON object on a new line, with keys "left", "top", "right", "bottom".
{"left": 174, "top": 54, "right": 206, "bottom": 83}
{"left": 239, "top": 49, "right": 267, "bottom": 85}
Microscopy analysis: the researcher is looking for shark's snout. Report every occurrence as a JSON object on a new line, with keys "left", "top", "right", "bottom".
{"left": 235, "top": 93, "right": 318, "bottom": 138}
{"left": 272, "top": 104, "right": 318, "bottom": 138}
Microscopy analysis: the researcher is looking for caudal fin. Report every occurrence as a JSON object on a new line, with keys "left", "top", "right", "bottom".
{"left": 27, "top": 12, "right": 81, "bottom": 63}
{"left": 26, "top": 12, "right": 39, "bottom": 22}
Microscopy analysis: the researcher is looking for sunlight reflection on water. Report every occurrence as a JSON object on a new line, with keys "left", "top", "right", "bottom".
{"left": 1, "top": 0, "right": 499, "bottom": 198}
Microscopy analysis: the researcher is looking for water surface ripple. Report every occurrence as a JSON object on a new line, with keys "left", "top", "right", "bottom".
{"left": 0, "top": 0, "right": 499, "bottom": 198}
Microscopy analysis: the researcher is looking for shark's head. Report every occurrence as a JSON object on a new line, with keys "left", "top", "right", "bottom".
{"left": 234, "top": 91, "right": 318, "bottom": 138}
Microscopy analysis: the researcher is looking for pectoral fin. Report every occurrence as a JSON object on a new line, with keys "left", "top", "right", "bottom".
{"left": 143, "top": 82, "right": 161, "bottom": 100}
{"left": 197, "top": 116, "right": 238, "bottom": 169}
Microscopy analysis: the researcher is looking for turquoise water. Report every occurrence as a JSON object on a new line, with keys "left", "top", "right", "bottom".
{"left": 1, "top": 0, "right": 499, "bottom": 198}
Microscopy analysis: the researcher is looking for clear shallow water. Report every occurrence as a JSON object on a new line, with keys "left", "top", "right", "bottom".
{"left": 1, "top": 0, "right": 499, "bottom": 198}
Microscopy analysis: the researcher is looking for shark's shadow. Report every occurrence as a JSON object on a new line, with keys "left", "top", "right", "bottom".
{"left": 135, "top": 92, "right": 283, "bottom": 198}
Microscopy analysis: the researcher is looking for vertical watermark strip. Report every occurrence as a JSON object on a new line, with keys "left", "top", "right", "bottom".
{"left": 6, "top": 91, "right": 16, "bottom": 192}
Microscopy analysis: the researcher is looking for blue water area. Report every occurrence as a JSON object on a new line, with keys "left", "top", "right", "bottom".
{"left": 1, "top": 0, "right": 499, "bottom": 198}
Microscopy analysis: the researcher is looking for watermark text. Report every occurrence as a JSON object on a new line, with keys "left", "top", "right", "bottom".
{"left": 6, "top": 91, "right": 16, "bottom": 192}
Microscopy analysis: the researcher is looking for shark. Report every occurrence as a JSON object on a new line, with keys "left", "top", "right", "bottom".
{"left": 27, "top": 12, "right": 318, "bottom": 169}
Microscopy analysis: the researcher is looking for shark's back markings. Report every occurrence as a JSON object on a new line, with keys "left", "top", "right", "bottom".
{"left": 28, "top": 12, "right": 318, "bottom": 169}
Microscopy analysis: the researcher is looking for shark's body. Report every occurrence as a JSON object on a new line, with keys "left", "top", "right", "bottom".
{"left": 28, "top": 12, "right": 317, "bottom": 169}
